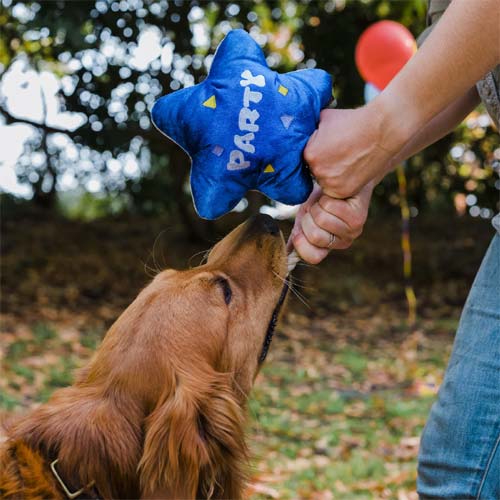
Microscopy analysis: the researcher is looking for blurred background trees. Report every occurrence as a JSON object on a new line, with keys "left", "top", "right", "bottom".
{"left": 1, "top": 0, "right": 498, "bottom": 236}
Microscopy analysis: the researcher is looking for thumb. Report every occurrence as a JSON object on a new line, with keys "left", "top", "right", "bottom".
{"left": 287, "top": 218, "right": 303, "bottom": 252}
{"left": 287, "top": 183, "right": 322, "bottom": 252}
{"left": 286, "top": 226, "right": 302, "bottom": 252}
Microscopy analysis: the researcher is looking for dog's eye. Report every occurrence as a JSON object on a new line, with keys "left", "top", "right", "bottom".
{"left": 214, "top": 277, "right": 232, "bottom": 305}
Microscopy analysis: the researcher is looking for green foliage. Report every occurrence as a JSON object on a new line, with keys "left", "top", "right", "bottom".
{"left": 7, "top": 339, "right": 29, "bottom": 359}
{"left": 335, "top": 347, "right": 368, "bottom": 380}
{"left": 58, "top": 190, "right": 129, "bottom": 220}
{"left": 80, "top": 327, "right": 105, "bottom": 350}
{"left": 11, "top": 363, "right": 35, "bottom": 384}
{"left": 0, "top": 393, "right": 20, "bottom": 411}
{"left": 47, "top": 361, "right": 76, "bottom": 388}
{"left": 32, "top": 322, "right": 56, "bottom": 343}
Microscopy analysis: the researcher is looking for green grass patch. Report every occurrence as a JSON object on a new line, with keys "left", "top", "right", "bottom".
{"left": 80, "top": 327, "right": 104, "bottom": 349}
{"left": 7, "top": 339, "right": 30, "bottom": 359}
{"left": 11, "top": 363, "right": 35, "bottom": 383}
{"left": 334, "top": 347, "right": 368, "bottom": 379}
{"left": 46, "top": 359, "right": 77, "bottom": 388}
{"left": 32, "top": 322, "right": 57, "bottom": 344}
{"left": 0, "top": 392, "right": 21, "bottom": 410}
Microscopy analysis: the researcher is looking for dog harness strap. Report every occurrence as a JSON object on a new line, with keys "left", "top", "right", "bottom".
{"left": 50, "top": 459, "right": 99, "bottom": 499}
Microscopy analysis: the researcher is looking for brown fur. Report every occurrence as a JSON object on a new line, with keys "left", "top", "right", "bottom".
{"left": 0, "top": 215, "right": 287, "bottom": 499}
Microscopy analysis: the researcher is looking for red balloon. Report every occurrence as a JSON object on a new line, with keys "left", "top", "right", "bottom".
{"left": 355, "top": 20, "right": 416, "bottom": 90}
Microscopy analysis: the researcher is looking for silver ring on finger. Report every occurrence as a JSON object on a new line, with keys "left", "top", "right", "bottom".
{"left": 327, "top": 233, "right": 336, "bottom": 249}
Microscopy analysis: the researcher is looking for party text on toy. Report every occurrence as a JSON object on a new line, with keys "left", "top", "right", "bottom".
{"left": 227, "top": 70, "right": 265, "bottom": 171}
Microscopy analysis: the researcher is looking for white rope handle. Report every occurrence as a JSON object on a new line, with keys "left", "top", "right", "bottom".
{"left": 287, "top": 249, "right": 301, "bottom": 274}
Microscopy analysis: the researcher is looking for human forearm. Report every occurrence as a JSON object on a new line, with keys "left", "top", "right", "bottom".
{"left": 374, "top": 0, "right": 500, "bottom": 154}
{"left": 371, "top": 86, "right": 480, "bottom": 183}
{"left": 395, "top": 86, "right": 480, "bottom": 162}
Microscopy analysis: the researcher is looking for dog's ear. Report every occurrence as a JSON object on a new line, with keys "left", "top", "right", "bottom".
{"left": 139, "top": 366, "right": 248, "bottom": 499}
{"left": 12, "top": 386, "right": 144, "bottom": 499}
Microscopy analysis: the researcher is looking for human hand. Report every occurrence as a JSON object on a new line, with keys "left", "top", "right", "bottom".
{"left": 304, "top": 104, "right": 407, "bottom": 199}
{"left": 289, "top": 182, "right": 374, "bottom": 265}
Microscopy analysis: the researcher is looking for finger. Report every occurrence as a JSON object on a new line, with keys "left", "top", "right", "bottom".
{"left": 301, "top": 212, "right": 333, "bottom": 249}
{"left": 319, "top": 196, "right": 366, "bottom": 236}
{"left": 287, "top": 183, "right": 323, "bottom": 250}
{"left": 291, "top": 230, "right": 329, "bottom": 265}
{"left": 318, "top": 196, "right": 351, "bottom": 223}
{"left": 302, "top": 209, "right": 353, "bottom": 251}
{"left": 309, "top": 202, "right": 355, "bottom": 241}
{"left": 327, "top": 235, "right": 353, "bottom": 250}
{"left": 288, "top": 204, "right": 308, "bottom": 249}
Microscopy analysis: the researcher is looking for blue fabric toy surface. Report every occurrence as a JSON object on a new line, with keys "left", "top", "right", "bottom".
{"left": 152, "top": 29, "right": 333, "bottom": 219}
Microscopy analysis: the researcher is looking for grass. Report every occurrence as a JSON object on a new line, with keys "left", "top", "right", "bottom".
{"left": 0, "top": 312, "right": 453, "bottom": 499}
{"left": 244, "top": 313, "right": 452, "bottom": 499}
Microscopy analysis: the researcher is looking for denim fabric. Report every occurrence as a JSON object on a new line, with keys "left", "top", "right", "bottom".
{"left": 418, "top": 234, "right": 500, "bottom": 499}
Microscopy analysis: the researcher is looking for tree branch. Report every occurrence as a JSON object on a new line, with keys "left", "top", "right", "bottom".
{"left": 0, "top": 104, "right": 80, "bottom": 137}
{"left": 0, "top": 102, "right": 174, "bottom": 150}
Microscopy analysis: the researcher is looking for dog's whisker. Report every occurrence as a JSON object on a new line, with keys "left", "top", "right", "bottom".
{"left": 188, "top": 248, "right": 211, "bottom": 268}
{"left": 272, "top": 271, "right": 311, "bottom": 309}
{"left": 295, "top": 261, "right": 317, "bottom": 269}
{"left": 142, "top": 260, "right": 160, "bottom": 278}
{"left": 290, "top": 282, "right": 314, "bottom": 291}
{"left": 271, "top": 270, "right": 290, "bottom": 286}
{"left": 151, "top": 228, "right": 170, "bottom": 274}
{"left": 161, "top": 247, "right": 169, "bottom": 270}
{"left": 201, "top": 248, "right": 212, "bottom": 265}
{"left": 289, "top": 286, "right": 311, "bottom": 309}
{"left": 287, "top": 274, "right": 309, "bottom": 284}
{"left": 287, "top": 280, "right": 314, "bottom": 291}
{"left": 145, "top": 249, "right": 161, "bottom": 275}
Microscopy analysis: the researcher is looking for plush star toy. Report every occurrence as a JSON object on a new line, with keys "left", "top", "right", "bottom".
{"left": 152, "top": 29, "right": 333, "bottom": 219}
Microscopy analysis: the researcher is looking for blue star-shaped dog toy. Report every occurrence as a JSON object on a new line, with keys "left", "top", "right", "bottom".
{"left": 152, "top": 29, "right": 333, "bottom": 219}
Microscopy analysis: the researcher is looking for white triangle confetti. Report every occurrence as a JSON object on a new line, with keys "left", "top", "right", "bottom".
{"left": 280, "top": 115, "right": 294, "bottom": 129}
{"left": 212, "top": 145, "right": 224, "bottom": 157}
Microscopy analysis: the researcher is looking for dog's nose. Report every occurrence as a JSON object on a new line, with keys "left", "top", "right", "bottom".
{"left": 249, "top": 214, "right": 280, "bottom": 236}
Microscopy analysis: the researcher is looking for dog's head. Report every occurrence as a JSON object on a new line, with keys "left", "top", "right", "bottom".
{"left": 12, "top": 215, "right": 288, "bottom": 500}
{"left": 177, "top": 212, "right": 288, "bottom": 388}
{"left": 97, "top": 213, "right": 288, "bottom": 398}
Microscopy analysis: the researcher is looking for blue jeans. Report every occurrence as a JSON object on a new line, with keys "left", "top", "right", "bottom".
{"left": 418, "top": 234, "right": 500, "bottom": 499}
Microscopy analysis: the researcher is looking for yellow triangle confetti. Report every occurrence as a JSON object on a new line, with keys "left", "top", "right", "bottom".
{"left": 264, "top": 164, "right": 275, "bottom": 173}
{"left": 202, "top": 95, "right": 217, "bottom": 109}
{"left": 278, "top": 85, "right": 288, "bottom": 96}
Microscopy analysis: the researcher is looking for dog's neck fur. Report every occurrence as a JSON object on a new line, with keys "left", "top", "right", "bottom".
{"left": 7, "top": 357, "right": 248, "bottom": 499}
{"left": 9, "top": 382, "right": 144, "bottom": 499}
{"left": 4, "top": 277, "right": 253, "bottom": 499}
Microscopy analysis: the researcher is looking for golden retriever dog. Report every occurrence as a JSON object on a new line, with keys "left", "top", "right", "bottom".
{"left": 0, "top": 214, "right": 289, "bottom": 500}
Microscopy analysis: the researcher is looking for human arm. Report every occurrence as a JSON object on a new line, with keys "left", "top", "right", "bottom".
{"left": 304, "top": 0, "right": 500, "bottom": 200}
{"left": 378, "top": 85, "right": 480, "bottom": 181}
{"left": 292, "top": 85, "right": 480, "bottom": 264}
